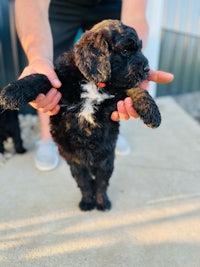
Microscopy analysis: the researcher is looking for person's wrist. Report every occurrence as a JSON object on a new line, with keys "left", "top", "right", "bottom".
{"left": 19, "top": 57, "right": 54, "bottom": 80}
{"left": 28, "top": 57, "right": 54, "bottom": 68}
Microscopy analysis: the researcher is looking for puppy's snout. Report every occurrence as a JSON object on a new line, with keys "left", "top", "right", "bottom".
{"left": 144, "top": 65, "right": 150, "bottom": 73}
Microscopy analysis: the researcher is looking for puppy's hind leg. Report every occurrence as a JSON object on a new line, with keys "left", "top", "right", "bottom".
{"left": 10, "top": 111, "right": 26, "bottom": 154}
{"left": 94, "top": 155, "right": 114, "bottom": 211}
{"left": 70, "top": 163, "right": 96, "bottom": 211}
{"left": 11, "top": 129, "right": 26, "bottom": 154}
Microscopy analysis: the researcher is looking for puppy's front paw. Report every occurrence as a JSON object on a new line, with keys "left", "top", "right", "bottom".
{"left": 138, "top": 102, "right": 161, "bottom": 128}
{"left": 126, "top": 87, "right": 161, "bottom": 128}
{"left": 0, "top": 74, "right": 51, "bottom": 110}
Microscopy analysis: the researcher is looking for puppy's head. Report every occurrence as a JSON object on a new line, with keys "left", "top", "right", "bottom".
{"left": 74, "top": 19, "right": 149, "bottom": 88}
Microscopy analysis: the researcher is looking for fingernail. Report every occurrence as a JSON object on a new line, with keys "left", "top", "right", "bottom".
{"left": 52, "top": 79, "right": 61, "bottom": 88}
{"left": 125, "top": 97, "right": 133, "bottom": 106}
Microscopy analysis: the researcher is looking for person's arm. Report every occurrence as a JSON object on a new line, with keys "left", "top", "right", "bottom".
{"left": 15, "top": 0, "right": 61, "bottom": 115}
{"left": 15, "top": 0, "right": 52, "bottom": 69}
{"left": 111, "top": 0, "right": 149, "bottom": 121}
{"left": 111, "top": 0, "right": 174, "bottom": 121}
{"left": 121, "top": 0, "right": 149, "bottom": 47}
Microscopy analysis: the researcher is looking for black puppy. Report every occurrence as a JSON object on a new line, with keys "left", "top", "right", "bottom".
{"left": 0, "top": 108, "right": 26, "bottom": 154}
{"left": 0, "top": 20, "right": 161, "bottom": 211}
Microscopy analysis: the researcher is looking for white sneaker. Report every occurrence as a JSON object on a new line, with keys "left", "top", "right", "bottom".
{"left": 34, "top": 140, "right": 59, "bottom": 171}
{"left": 115, "top": 134, "right": 131, "bottom": 156}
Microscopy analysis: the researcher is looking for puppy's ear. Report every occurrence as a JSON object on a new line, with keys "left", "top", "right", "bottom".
{"left": 74, "top": 31, "right": 111, "bottom": 83}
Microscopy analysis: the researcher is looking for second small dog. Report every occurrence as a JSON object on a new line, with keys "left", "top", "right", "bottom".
{"left": 0, "top": 20, "right": 161, "bottom": 211}
{"left": 0, "top": 108, "right": 26, "bottom": 154}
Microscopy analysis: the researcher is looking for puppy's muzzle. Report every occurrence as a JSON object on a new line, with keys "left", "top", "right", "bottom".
{"left": 144, "top": 65, "right": 150, "bottom": 73}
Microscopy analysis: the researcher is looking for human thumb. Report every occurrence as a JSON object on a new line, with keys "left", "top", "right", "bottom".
{"left": 49, "top": 72, "right": 62, "bottom": 88}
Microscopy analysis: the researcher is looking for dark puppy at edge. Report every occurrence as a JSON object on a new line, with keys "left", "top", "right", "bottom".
{"left": 0, "top": 108, "right": 26, "bottom": 154}
{"left": 0, "top": 20, "right": 161, "bottom": 211}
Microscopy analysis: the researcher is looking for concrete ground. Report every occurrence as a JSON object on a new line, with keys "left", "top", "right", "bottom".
{"left": 174, "top": 91, "right": 200, "bottom": 124}
{"left": 0, "top": 97, "right": 200, "bottom": 267}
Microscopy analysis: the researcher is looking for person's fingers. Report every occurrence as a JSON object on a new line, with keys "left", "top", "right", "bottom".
{"left": 111, "top": 111, "right": 120, "bottom": 121}
{"left": 50, "top": 78, "right": 62, "bottom": 89}
{"left": 46, "top": 104, "right": 61, "bottom": 116}
{"left": 37, "top": 64, "right": 62, "bottom": 88}
{"left": 117, "top": 100, "right": 130, "bottom": 120}
{"left": 38, "top": 89, "right": 61, "bottom": 112}
{"left": 29, "top": 88, "right": 61, "bottom": 112}
{"left": 148, "top": 70, "right": 174, "bottom": 84}
{"left": 39, "top": 92, "right": 62, "bottom": 113}
{"left": 124, "top": 97, "right": 138, "bottom": 118}
{"left": 110, "top": 98, "right": 139, "bottom": 121}
{"left": 29, "top": 94, "right": 45, "bottom": 109}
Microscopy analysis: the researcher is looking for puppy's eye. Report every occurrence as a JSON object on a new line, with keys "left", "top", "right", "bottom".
{"left": 121, "top": 49, "right": 131, "bottom": 57}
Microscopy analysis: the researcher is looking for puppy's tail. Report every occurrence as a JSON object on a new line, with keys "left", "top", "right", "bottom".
{"left": 0, "top": 74, "right": 52, "bottom": 110}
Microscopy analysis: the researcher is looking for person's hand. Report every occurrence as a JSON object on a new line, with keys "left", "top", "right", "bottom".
{"left": 19, "top": 59, "right": 62, "bottom": 116}
{"left": 111, "top": 70, "right": 174, "bottom": 121}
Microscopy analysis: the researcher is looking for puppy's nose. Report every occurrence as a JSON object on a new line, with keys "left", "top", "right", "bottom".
{"left": 144, "top": 65, "right": 150, "bottom": 73}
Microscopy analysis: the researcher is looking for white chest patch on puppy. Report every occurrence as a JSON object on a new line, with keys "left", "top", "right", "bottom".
{"left": 78, "top": 81, "right": 114, "bottom": 126}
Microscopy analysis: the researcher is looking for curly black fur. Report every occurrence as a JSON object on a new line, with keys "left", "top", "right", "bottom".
{"left": 0, "top": 20, "right": 161, "bottom": 211}
{"left": 0, "top": 74, "right": 51, "bottom": 110}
